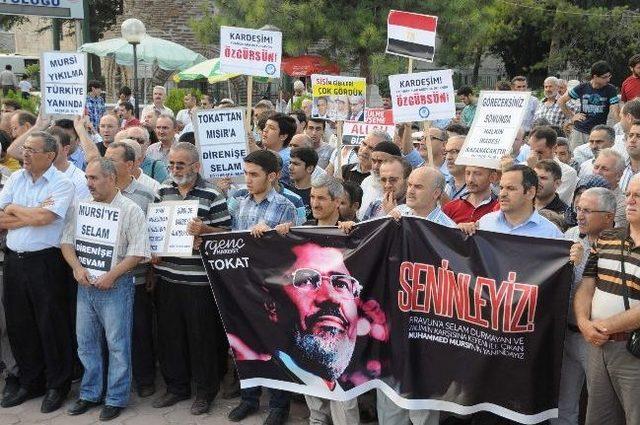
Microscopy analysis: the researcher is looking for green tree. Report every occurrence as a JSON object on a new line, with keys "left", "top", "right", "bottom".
{"left": 191, "top": 0, "right": 431, "bottom": 82}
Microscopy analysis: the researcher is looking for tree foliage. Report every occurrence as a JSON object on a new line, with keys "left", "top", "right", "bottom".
{"left": 190, "top": 0, "right": 640, "bottom": 86}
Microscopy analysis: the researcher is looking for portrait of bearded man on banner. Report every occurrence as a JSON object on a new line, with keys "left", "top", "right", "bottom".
{"left": 227, "top": 242, "right": 389, "bottom": 393}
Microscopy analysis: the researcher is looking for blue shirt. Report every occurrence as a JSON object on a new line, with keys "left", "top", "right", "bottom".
{"left": 141, "top": 156, "right": 169, "bottom": 184}
{"left": 233, "top": 188, "right": 297, "bottom": 231}
{"left": 478, "top": 209, "right": 563, "bottom": 239}
{"left": 396, "top": 204, "right": 457, "bottom": 227}
{"left": 229, "top": 186, "right": 306, "bottom": 226}
{"left": 278, "top": 147, "right": 291, "bottom": 186}
{"left": 86, "top": 94, "right": 106, "bottom": 130}
{"left": 0, "top": 165, "right": 74, "bottom": 252}
{"left": 69, "top": 147, "right": 86, "bottom": 171}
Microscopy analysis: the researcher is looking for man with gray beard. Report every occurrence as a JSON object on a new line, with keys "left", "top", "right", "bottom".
{"left": 151, "top": 142, "right": 232, "bottom": 416}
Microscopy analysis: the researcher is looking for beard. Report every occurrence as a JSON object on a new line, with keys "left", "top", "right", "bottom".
{"left": 170, "top": 170, "right": 197, "bottom": 186}
{"left": 293, "top": 324, "right": 355, "bottom": 381}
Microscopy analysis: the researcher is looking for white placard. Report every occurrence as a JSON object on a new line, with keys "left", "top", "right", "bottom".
{"left": 456, "top": 91, "right": 532, "bottom": 170}
{"left": 388, "top": 69, "right": 455, "bottom": 123}
{"left": 311, "top": 74, "right": 367, "bottom": 121}
{"left": 40, "top": 51, "right": 87, "bottom": 116}
{"left": 75, "top": 202, "right": 121, "bottom": 279}
{"left": 193, "top": 108, "right": 247, "bottom": 179}
{"left": 342, "top": 121, "right": 395, "bottom": 147}
{"left": 220, "top": 26, "right": 282, "bottom": 78}
{"left": 147, "top": 200, "right": 199, "bottom": 257}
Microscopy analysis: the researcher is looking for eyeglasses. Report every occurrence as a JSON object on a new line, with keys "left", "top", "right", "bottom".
{"left": 21, "top": 146, "right": 46, "bottom": 155}
{"left": 444, "top": 149, "right": 460, "bottom": 155}
{"left": 575, "top": 207, "right": 609, "bottom": 215}
{"left": 167, "top": 161, "right": 197, "bottom": 171}
{"left": 292, "top": 268, "right": 361, "bottom": 298}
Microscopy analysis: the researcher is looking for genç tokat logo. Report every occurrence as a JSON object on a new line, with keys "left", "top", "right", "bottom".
{"left": 204, "top": 238, "right": 249, "bottom": 270}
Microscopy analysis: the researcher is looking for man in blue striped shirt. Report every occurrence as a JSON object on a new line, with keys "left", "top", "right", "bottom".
{"left": 229, "top": 150, "right": 296, "bottom": 425}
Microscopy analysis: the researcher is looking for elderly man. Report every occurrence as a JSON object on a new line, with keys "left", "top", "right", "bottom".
{"left": 0, "top": 132, "right": 75, "bottom": 412}
{"left": 588, "top": 148, "right": 627, "bottom": 228}
{"left": 61, "top": 158, "right": 149, "bottom": 421}
{"left": 534, "top": 76, "right": 565, "bottom": 127}
{"left": 126, "top": 125, "right": 169, "bottom": 184}
{"left": 141, "top": 86, "right": 174, "bottom": 119}
{"left": 153, "top": 143, "right": 232, "bottom": 416}
{"left": 576, "top": 125, "right": 616, "bottom": 172}
{"left": 574, "top": 174, "right": 640, "bottom": 425}
{"left": 555, "top": 187, "right": 616, "bottom": 425}
{"left": 121, "top": 138, "right": 161, "bottom": 192}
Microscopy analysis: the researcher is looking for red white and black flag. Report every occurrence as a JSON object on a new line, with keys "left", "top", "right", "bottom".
{"left": 386, "top": 10, "right": 438, "bottom": 62}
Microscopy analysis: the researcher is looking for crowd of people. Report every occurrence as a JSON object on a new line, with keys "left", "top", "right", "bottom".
{"left": 0, "top": 55, "right": 636, "bottom": 425}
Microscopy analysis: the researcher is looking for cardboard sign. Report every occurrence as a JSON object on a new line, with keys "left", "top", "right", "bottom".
{"left": 311, "top": 74, "right": 367, "bottom": 121}
{"left": 456, "top": 91, "right": 532, "bottom": 170}
{"left": 342, "top": 121, "right": 396, "bottom": 147}
{"left": 220, "top": 26, "right": 282, "bottom": 78}
{"left": 41, "top": 51, "right": 87, "bottom": 116}
{"left": 388, "top": 69, "right": 455, "bottom": 123}
{"left": 75, "top": 202, "right": 121, "bottom": 279}
{"left": 147, "top": 200, "right": 199, "bottom": 257}
{"left": 194, "top": 108, "right": 247, "bottom": 179}
{"left": 364, "top": 108, "right": 394, "bottom": 125}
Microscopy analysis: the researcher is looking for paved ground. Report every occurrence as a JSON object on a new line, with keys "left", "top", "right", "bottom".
{"left": 0, "top": 381, "right": 311, "bottom": 425}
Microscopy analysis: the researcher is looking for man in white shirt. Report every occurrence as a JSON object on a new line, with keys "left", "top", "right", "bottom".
{"left": 526, "top": 125, "right": 577, "bottom": 204}
{"left": 141, "top": 86, "right": 174, "bottom": 119}
{"left": 175, "top": 92, "right": 197, "bottom": 130}
{"left": 575, "top": 125, "right": 616, "bottom": 172}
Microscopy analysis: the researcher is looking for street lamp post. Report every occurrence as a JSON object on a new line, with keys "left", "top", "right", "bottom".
{"left": 121, "top": 18, "right": 146, "bottom": 119}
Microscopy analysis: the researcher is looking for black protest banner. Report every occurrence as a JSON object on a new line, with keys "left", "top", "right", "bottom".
{"left": 200, "top": 217, "right": 572, "bottom": 424}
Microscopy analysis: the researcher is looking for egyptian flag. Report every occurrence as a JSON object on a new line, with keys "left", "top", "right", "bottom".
{"left": 386, "top": 10, "right": 438, "bottom": 62}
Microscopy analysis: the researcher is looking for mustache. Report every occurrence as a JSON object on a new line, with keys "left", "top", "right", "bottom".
{"left": 305, "top": 304, "right": 348, "bottom": 330}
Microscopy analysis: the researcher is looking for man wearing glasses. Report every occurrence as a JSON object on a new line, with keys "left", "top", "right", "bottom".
{"left": 559, "top": 61, "right": 621, "bottom": 150}
{"left": 124, "top": 126, "right": 168, "bottom": 185}
{"left": 151, "top": 142, "right": 232, "bottom": 416}
{"left": 561, "top": 187, "right": 615, "bottom": 425}
{"left": 0, "top": 132, "right": 75, "bottom": 412}
{"left": 229, "top": 242, "right": 363, "bottom": 425}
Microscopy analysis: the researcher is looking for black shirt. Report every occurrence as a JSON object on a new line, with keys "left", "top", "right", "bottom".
{"left": 342, "top": 164, "right": 369, "bottom": 186}
{"left": 286, "top": 184, "right": 312, "bottom": 220}
{"left": 541, "top": 193, "right": 568, "bottom": 215}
